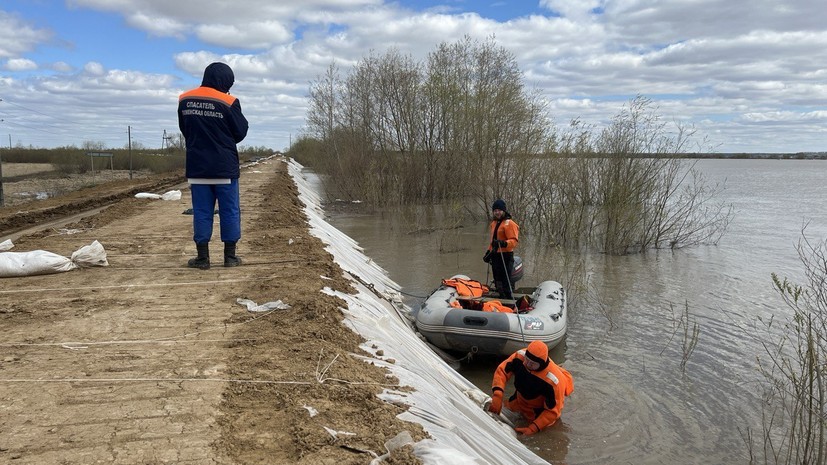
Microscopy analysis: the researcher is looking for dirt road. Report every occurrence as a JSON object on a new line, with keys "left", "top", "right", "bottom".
{"left": 0, "top": 157, "right": 423, "bottom": 464}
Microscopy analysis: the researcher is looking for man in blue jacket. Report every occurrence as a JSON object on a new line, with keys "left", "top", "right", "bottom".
{"left": 178, "top": 62, "right": 249, "bottom": 269}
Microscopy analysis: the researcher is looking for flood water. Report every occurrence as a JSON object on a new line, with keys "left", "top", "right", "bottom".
{"left": 316, "top": 159, "right": 827, "bottom": 464}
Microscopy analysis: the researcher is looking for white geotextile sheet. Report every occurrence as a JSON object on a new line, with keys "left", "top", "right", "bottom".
{"left": 0, "top": 240, "right": 109, "bottom": 278}
{"left": 288, "top": 158, "right": 548, "bottom": 465}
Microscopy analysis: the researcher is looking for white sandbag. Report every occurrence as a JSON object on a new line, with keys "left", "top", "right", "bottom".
{"left": 0, "top": 239, "right": 13, "bottom": 251}
{"left": 161, "top": 190, "right": 182, "bottom": 200}
{"left": 70, "top": 240, "right": 109, "bottom": 268}
{"left": 134, "top": 192, "right": 162, "bottom": 199}
{"left": 134, "top": 190, "right": 182, "bottom": 201}
{"left": 0, "top": 240, "right": 109, "bottom": 278}
{"left": 0, "top": 250, "right": 76, "bottom": 277}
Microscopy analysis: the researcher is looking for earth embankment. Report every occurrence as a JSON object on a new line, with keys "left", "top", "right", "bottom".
{"left": 0, "top": 157, "right": 423, "bottom": 464}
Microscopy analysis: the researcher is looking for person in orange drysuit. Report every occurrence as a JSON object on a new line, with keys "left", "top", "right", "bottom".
{"left": 488, "top": 340, "right": 574, "bottom": 435}
{"left": 484, "top": 199, "right": 519, "bottom": 299}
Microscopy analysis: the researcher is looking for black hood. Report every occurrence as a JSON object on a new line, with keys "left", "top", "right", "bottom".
{"left": 201, "top": 62, "right": 234, "bottom": 93}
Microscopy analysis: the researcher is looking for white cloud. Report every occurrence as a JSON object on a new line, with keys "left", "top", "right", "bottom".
{"left": 195, "top": 21, "right": 293, "bottom": 49}
{"left": 4, "top": 58, "right": 38, "bottom": 71}
{"left": 740, "top": 111, "right": 827, "bottom": 123}
{"left": 84, "top": 69, "right": 175, "bottom": 91}
{"left": 604, "top": 0, "right": 824, "bottom": 45}
{"left": 51, "top": 61, "right": 74, "bottom": 72}
{"left": 84, "top": 61, "right": 105, "bottom": 75}
{"left": 70, "top": 0, "right": 383, "bottom": 41}
{"left": 2, "top": 0, "right": 826, "bottom": 152}
{"left": 0, "top": 11, "right": 52, "bottom": 58}
{"left": 125, "top": 12, "right": 188, "bottom": 39}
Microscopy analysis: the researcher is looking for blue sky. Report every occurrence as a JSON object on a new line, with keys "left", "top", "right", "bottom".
{"left": 0, "top": 0, "right": 824, "bottom": 152}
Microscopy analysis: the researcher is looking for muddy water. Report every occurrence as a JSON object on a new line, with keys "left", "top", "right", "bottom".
{"left": 317, "top": 159, "right": 827, "bottom": 464}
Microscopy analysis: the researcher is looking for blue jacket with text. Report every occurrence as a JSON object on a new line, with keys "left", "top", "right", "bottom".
{"left": 178, "top": 62, "right": 249, "bottom": 179}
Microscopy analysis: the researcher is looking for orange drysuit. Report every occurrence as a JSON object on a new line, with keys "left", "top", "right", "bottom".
{"left": 489, "top": 341, "right": 574, "bottom": 435}
{"left": 487, "top": 217, "right": 519, "bottom": 253}
{"left": 486, "top": 209, "right": 520, "bottom": 299}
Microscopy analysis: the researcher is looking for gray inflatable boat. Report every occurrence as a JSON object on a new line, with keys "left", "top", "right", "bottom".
{"left": 414, "top": 275, "right": 567, "bottom": 356}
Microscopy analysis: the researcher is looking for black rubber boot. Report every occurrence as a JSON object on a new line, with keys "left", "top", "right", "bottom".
{"left": 187, "top": 243, "right": 210, "bottom": 270}
{"left": 224, "top": 241, "right": 242, "bottom": 267}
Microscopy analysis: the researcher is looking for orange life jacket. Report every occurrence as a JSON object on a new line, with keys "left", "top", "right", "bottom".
{"left": 441, "top": 278, "right": 489, "bottom": 297}
{"left": 482, "top": 300, "right": 514, "bottom": 313}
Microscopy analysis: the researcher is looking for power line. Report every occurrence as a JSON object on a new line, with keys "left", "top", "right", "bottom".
{"left": 0, "top": 117, "right": 63, "bottom": 136}
{"left": 0, "top": 97, "right": 110, "bottom": 137}
{"left": 0, "top": 97, "right": 61, "bottom": 120}
{"left": 0, "top": 98, "right": 70, "bottom": 134}
{"left": 0, "top": 97, "right": 170, "bottom": 148}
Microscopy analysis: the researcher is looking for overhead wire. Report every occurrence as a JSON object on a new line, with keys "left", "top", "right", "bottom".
{"left": 1, "top": 98, "right": 57, "bottom": 119}
{"left": 1, "top": 98, "right": 73, "bottom": 134}
{"left": 0, "top": 114, "right": 64, "bottom": 136}
{"left": 1, "top": 96, "right": 165, "bottom": 147}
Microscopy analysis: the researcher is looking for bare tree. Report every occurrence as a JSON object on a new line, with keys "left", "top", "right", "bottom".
{"left": 298, "top": 44, "right": 730, "bottom": 254}
{"left": 300, "top": 36, "right": 549, "bottom": 209}
{"left": 307, "top": 62, "right": 340, "bottom": 142}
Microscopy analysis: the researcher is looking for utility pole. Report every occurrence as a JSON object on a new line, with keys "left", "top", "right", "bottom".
{"left": 162, "top": 129, "right": 174, "bottom": 152}
{"left": 0, "top": 100, "right": 4, "bottom": 205}
{"left": 128, "top": 126, "right": 133, "bottom": 180}
{"left": 0, "top": 119, "right": 5, "bottom": 207}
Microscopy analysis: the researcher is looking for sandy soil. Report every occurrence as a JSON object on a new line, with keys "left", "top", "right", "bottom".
{"left": 0, "top": 158, "right": 425, "bottom": 464}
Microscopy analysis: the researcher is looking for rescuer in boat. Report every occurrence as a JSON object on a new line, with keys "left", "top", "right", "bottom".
{"left": 488, "top": 341, "right": 574, "bottom": 435}
{"left": 484, "top": 199, "right": 519, "bottom": 299}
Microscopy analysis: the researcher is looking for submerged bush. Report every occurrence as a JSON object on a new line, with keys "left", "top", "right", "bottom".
{"left": 513, "top": 97, "right": 732, "bottom": 254}
{"left": 751, "top": 234, "right": 827, "bottom": 464}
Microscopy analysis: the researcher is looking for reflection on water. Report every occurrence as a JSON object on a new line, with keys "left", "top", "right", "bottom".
{"left": 317, "top": 159, "right": 827, "bottom": 464}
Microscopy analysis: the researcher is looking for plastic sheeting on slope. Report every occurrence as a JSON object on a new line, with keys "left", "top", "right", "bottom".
{"left": 287, "top": 159, "right": 548, "bottom": 465}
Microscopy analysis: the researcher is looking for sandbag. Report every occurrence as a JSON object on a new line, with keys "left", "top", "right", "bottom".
{"left": 134, "top": 190, "right": 182, "bottom": 200}
{"left": 70, "top": 240, "right": 109, "bottom": 268}
{"left": 0, "top": 240, "right": 109, "bottom": 278}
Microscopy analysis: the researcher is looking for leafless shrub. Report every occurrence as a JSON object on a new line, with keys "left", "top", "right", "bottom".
{"left": 513, "top": 96, "right": 733, "bottom": 254}
{"left": 749, "top": 233, "right": 827, "bottom": 464}
{"left": 660, "top": 300, "right": 700, "bottom": 372}
{"left": 296, "top": 39, "right": 730, "bottom": 255}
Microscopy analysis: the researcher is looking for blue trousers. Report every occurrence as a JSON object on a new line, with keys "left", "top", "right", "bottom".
{"left": 190, "top": 180, "right": 241, "bottom": 244}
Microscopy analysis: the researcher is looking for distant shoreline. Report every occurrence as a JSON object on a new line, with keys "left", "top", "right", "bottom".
{"left": 564, "top": 152, "right": 827, "bottom": 159}
{"left": 680, "top": 152, "right": 827, "bottom": 160}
